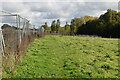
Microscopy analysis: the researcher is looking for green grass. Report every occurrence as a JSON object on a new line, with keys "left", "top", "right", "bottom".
{"left": 4, "top": 35, "right": 119, "bottom": 78}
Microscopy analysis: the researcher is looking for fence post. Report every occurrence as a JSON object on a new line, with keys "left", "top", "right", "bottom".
{"left": 0, "top": 28, "right": 5, "bottom": 56}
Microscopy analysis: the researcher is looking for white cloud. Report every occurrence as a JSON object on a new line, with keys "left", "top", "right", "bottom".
{"left": 0, "top": 0, "right": 119, "bottom": 2}
{"left": 0, "top": 1, "right": 118, "bottom": 27}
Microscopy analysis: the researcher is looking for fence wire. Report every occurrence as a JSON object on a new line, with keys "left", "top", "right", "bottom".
{"left": 0, "top": 10, "right": 45, "bottom": 73}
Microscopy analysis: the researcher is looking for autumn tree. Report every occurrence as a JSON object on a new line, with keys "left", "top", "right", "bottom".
{"left": 64, "top": 22, "right": 70, "bottom": 34}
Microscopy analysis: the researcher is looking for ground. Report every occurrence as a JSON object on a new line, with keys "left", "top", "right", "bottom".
{"left": 4, "top": 35, "right": 119, "bottom": 78}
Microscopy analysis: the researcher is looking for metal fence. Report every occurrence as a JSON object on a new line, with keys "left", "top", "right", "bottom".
{"left": 0, "top": 10, "right": 44, "bottom": 73}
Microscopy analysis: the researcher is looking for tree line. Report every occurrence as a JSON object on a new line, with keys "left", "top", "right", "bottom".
{"left": 77, "top": 9, "right": 120, "bottom": 38}
{"left": 41, "top": 9, "right": 120, "bottom": 38}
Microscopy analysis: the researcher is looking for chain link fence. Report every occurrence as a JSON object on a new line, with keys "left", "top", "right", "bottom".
{"left": 0, "top": 10, "right": 45, "bottom": 75}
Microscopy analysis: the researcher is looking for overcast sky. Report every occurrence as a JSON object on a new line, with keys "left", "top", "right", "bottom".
{"left": 0, "top": 0, "right": 119, "bottom": 27}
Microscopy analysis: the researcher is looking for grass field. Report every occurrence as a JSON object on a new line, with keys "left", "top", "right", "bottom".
{"left": 4, "top": 35, "right": 119, "bottom": 78}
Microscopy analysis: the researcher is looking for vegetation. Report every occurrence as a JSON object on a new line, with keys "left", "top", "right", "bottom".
{"left": 77, "top": 9, "right": 120, "bottom": 38}
{"left": 46, "top": 9, "right": 119, "bottom": 38}
{"left": 64, "top": 22, "right": 70, "bottom": 34}
{"left": 4, "top": 35, "right": 119, "bottom": 78}
{"left": 51, "top": 19, "right": 61, "bottom": 33}
{"left": 1, "top": 24, "right": 17, "bottom": 29}
{"left": 69, "top": 16, "right": 97, "bottom": 35}
{"left": 42, "top": 22, "right": 49, "bottom": 31}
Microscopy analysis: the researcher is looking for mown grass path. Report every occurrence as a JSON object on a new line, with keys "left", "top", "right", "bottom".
{"left": 4, "top": 35, "right": 119, "bottom": 78}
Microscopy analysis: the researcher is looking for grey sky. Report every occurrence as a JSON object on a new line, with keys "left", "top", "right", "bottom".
{"left": 0, "top": 0, "right": 119, "bottom": 27}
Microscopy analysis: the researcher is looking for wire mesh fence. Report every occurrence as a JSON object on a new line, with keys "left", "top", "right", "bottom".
{"left": 0, "top": 10, "right": 45, "bottom": 73}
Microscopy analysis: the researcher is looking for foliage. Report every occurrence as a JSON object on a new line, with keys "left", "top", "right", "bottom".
{"left": 42, "top": 22, "right": 49, "bottom": 31}
{"left": 64, "top": 22, "right": 70, "bottom": 34}
{"left": 59, "top": 27, "right": 65, "bottom": 33}
{"left": 51, "top": 20, "right": 56, "bottom": 32}
{"left": 70, "top": 19, "right": 77, "bottom": 34}
{"left": 1, "top": 24, "right": 17, "bottom": 29}
{"left": 56, "top": 19, "right": 60, "bottom": 32}
{"left": 65, "top": 16, "right": 97, "bottom": 34}
{"left": 51, "top": 19, "right": 61, "bottom": 33}
{"left": 77, "top": 9, "right": 120, "bottom": 38}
